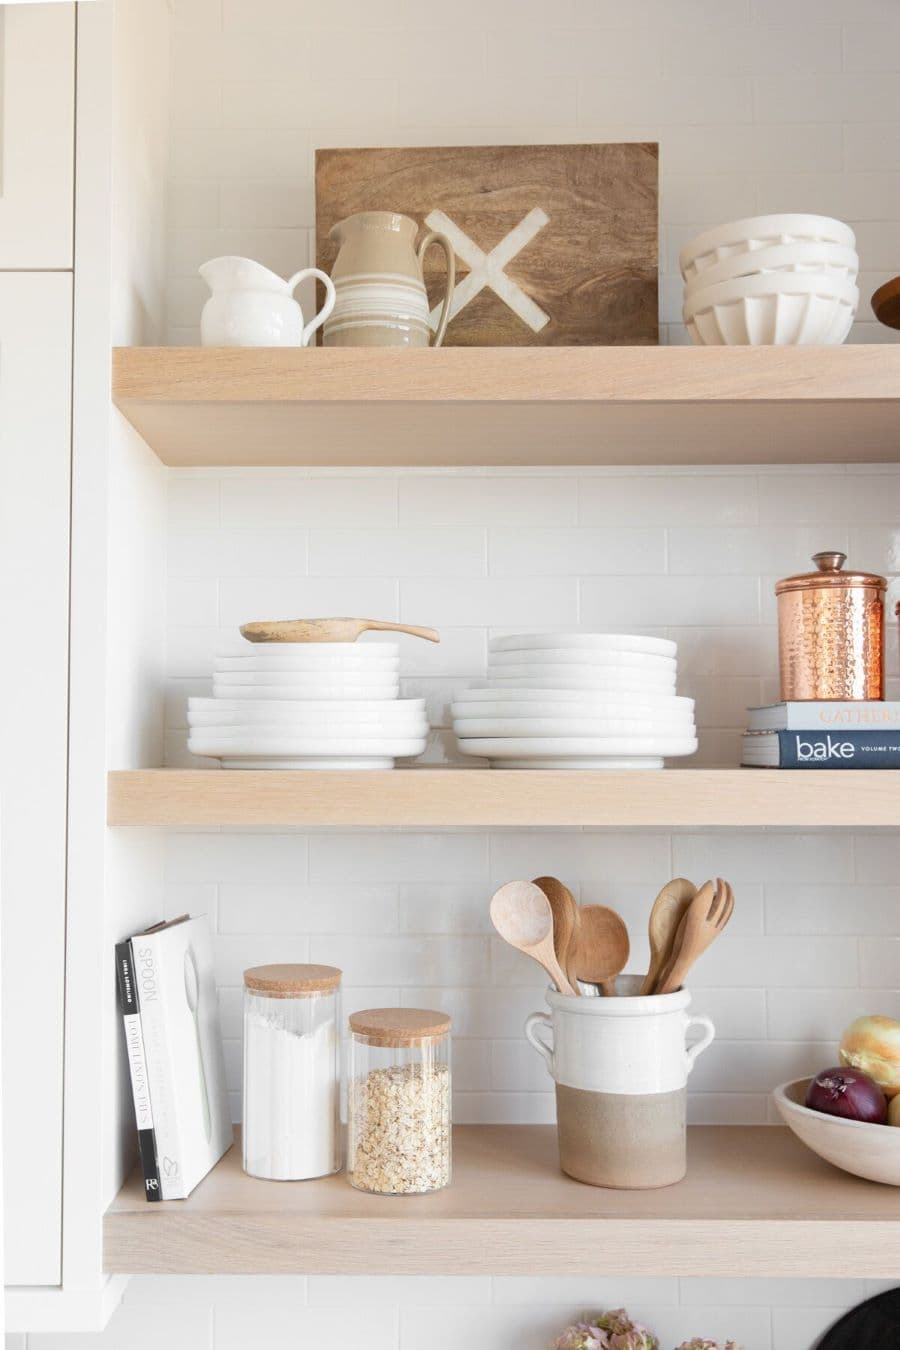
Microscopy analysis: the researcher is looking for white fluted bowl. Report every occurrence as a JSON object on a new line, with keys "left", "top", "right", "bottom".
{"left": 681, "top": 213, "right": 856, "bottom": 281}
{"left": 684, "top": 272, "right": 858, "bottom": 346}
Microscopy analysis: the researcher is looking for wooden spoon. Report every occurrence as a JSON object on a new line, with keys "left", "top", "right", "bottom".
{"left": 490, "top": 880, "right": 575, "bottom": 996}
{"left": 656, "top": 878, "right": 734, "bottom": 996}
{"left": 240, "top": 617, "right": 440, "bottom": 644}
{"left": 570, "top": 904, "right": 630, "bottom": 997}
{"left": 640, "top": 877, "right": 697, "bottom": 995}
{"left": 533, "top": 876, "right": 580, "bottom": 994}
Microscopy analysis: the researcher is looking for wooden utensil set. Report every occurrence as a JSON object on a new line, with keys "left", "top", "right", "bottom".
{"left": 490, "top": 875, "right": 733, "bottom": 997}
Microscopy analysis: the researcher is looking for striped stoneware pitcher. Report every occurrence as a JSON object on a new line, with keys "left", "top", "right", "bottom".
{"left": 323, "top": 211, "right": 455, "bottom": 348}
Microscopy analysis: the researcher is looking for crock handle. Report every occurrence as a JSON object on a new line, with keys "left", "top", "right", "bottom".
{"left": 525, "top": 1012, "right": 554, "bottom": 1070}
{"left": 685, "top": 1014, "right": 715, "bottom": 1074}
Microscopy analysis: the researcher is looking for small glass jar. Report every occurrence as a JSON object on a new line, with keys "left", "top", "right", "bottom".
{"left": 242, "top": 963, "right": 341, "bottom": 1181}
{"left": 347, "top": 1007, "right": 451, "bottom": 1195}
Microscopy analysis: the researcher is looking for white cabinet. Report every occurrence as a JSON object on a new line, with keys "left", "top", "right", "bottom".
{"left": 0, "top": 4, "right": 75, "bottom": 268}
{"left": 0, "top": 272, "right": 72, "bottom": 1285}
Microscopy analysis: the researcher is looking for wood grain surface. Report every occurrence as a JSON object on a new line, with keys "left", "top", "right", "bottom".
{"left": 315, "top": 144, "right": 658, "bottom": 346}
{"left": 104, "top": 1124, "right": 900, "bottom": 1277}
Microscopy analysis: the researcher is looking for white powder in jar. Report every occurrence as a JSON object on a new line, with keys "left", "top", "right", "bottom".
{"left": 243, "top": 1007, "right": 339, "bottom": 1180}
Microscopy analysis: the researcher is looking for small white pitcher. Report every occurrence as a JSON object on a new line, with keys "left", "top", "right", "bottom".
{"left": 199, "top": 256, "right": 336, "bottom": 347}
{"left": 526, "top": 974, "right": 714, "bottom": 1189}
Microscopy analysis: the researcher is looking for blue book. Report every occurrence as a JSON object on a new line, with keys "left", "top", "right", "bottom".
{"left": 743, "top": 730, "right": 900, "bottom": 768}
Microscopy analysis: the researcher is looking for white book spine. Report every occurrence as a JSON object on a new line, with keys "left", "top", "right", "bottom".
{"left": 131, "top": 936, "right": 185, "bottom": 1200}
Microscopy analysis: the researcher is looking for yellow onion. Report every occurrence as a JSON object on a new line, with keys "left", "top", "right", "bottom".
{"left": 839, "top": 1016, "right": 900, "bottom": 1099}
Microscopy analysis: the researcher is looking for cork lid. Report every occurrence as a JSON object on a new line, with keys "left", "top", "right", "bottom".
{"left": 349, "top": 1007, "right": 451, "bottom": 1046}
{"left": 775, "top": 551, "right": 886, "bottom": 595}
{"left": 244, "top": 963, "right": 341, "bottom": 997}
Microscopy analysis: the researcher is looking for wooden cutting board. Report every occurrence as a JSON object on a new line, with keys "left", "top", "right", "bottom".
{"left": 315, "top": 143, "right": 658, "bottom": 347}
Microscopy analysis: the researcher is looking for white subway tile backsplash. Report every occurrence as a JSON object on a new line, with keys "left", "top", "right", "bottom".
{"left": 582, "top": 575, "right": 760, "bottom": 628}
{"left": 673, "top": 832, "right": 854, "bottom": 883}
{"left": 221, "top": 476, "right": 398, "bottom": 526}
{"left": 309, "top": 832, "right": 488, "bottom": 883}
{"left": 765, "top": 884, "right": 900, "bottom": 935}
{"left": 401, "top": 577, "right": 578, "bottom": 627}
{"left": 766, "top": 988, "right": 900, "bottom": 1041}
{"left": 218, "top": 576, "right": 399, "bottom": 627}
{"left": 399, "top": 476, "right": 577, "bottom": 526}
{"left": 860, "top": 937, "right": 900, "bottom": 987}
{"left": 578, "top": 475, "right": 758, "bottom": 526}
{"left": 309, "top": 527, "right": 486, "bottom": 578}
{"left": 218, "top": 884, "right": 399, "bottom": 934}
{"left": 489, "top": 527, "right": 665, "bottom": 576}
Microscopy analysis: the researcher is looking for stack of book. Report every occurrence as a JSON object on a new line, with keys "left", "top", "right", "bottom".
{"left": 742, "top": 701, "right": 900, "bottom": 769}
{"left": 116, "top": 914, "right": 233, "bottom": 1201}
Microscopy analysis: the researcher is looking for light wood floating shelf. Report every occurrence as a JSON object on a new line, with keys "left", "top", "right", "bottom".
{"left": 112, "top": 345, "right": 900, "bottom": 467}
{"left": 108, "top": 768, "right": 900, "bottom": 829}
{"left": 104, "top": 1125, "right": 900, "bottom": 1277}
{"left": 107, "top": 772, "right": 900, "bottom": 831}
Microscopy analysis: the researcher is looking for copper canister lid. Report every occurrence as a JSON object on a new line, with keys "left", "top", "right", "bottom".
{"left": 775, "top": 551, "right": 886, "bottom": 595}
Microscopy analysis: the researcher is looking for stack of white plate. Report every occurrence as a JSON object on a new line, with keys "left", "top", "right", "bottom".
{"left": 681, "top": 213, "right": 859, "bottom": 345}
{"left": 451, "top": 634, "right": 697, "bottom": 769}
{"left": 187, "top": 642, "right": 428, "bottom": 769}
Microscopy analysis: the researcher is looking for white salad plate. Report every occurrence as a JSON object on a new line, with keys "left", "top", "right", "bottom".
{"left": 454, "top": 687, "right": 693, "bottom": 707}
{"left": 203, "top": 756, "right": 404, "bottom": 770}
{"left": 211, "top": 683, "right": 401, "bottom": 701}
{"left": 483, "top": 673, "right": 676, "bottom": 692}
{"left": 226, "top": 641, "right": 400, "bottom": 656}
{"left": 456, "top": 736, "right": 697, "bottom": 758}
{"left": 489, "top": 634, "right": 676, "bottom": 657}
{"left": 453, "top": 717, "right": 695, "bottom": 737}
{"left": 189, "top": 697, "right": 424, "bottom": 724}
{"left": 453, "top": 697, "right": 694, "bottom": 718}
{"left": 215, "top": 658, "right": 400, "bottom": 674}
{"left": 488, "top": 649, "right": 676, "bottom": 671}
{"left": 193, "top": 722, "right": 429, "bottom": 740}
{"left": 213, "top": 669, "right": 400, "bottom": 686}
{"left": 479, "top": 755, "right": 665, "bottom": 770}
{"left": 189, "top": 735, "right": 427, "bottom": 756}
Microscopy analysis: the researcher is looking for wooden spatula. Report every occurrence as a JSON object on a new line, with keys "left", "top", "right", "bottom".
{"left": 640, "top": 877, "right": 697, "bottom": 995}
{"left": 570, "top": 904, "right": 630, "bottom": 997}
{"left": 240, "top": 617, "right": 440, "bottom": 644}
{"left": 655, "top": 878, "right": 734, "bottom": 996}
{"left": 533, "top": 876, "right": 580, "bottom": 994}
{"left": 489, "top": 880, "right": 575, "bottom": 996}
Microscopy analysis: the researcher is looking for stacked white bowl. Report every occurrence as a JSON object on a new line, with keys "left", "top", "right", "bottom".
{"left": 451, "top": 634, "right": 697, "bottom": 769}
{"left": 681, "top": 214, "right": 859, "bottom": 345}
{"left": 187, "top": 642, "right": 429, "bottom": 769}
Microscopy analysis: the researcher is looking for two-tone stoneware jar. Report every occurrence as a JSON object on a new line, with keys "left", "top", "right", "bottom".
{"left": 775, "top": 551, "right": 886, "bottom": 701}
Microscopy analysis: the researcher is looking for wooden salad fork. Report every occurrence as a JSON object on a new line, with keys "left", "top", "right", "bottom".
{"left": 655, "top": 877, "right": 734, "bottom": 996}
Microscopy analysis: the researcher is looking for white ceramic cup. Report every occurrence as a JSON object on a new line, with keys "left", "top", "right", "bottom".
{"left": 525, "top": 975, "right": 714, "bottom": 1188}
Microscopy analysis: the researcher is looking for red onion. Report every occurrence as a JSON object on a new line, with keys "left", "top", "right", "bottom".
{"left": 806, "top": 1066, "right": 887, "bottom": 1124}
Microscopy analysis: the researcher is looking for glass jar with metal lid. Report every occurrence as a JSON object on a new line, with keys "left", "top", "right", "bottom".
{"left": 775, "top": 551, "right": 886, "bottom": 701}
{"left": 242, "top": 963, "right": 342, "bottom": 1181}
{"left": 347, "top": 1007, "right": 451, "bottom": 1195}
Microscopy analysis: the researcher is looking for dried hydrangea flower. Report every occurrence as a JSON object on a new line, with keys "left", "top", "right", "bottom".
{"left": 550, "top": 1324, "right": 611, "bottom": 1350}
{"left": 674, "top": 1341, "right": 744, "bottom": 1350}
{"left": 590, "top": 1309, "right": 659, "bottom": 1350}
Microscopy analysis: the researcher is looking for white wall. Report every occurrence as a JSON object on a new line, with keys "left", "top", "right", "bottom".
{"left": 21, "top": 0, "right": 900, "bottom": 1346}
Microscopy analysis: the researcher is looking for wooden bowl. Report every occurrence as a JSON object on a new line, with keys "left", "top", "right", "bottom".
{"left": 774, "top": 1077, "right": 900, "bottom": 1185}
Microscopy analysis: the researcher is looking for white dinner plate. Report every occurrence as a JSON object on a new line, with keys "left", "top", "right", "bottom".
{"left": 189, "top": 735, "right": 427, "bottom": 756}
{"left": 214, "top": 669, "right": 399, "bottom": 685}
{"left": 486, "top": 756, "right": 665, "bottom": 770}
{"left": 215, "top": 756, "right": 398, "bottom": 770}
{"left": 484, "top": 662, "right": 676, "bottom": 683}
{"left": 489, "top": 634, "right": 676, "bottom": 657}
{"left": 454, "top": 687, "right": 693, "bottom": 707}
{"left": 453, "top": 717, "right": 695, "bottom": 737}
{"left": 483, "top": 675, "right": 676, "bottom": 693}
{"left": 211, "top": 684, "right": 400, "bottom": 701}
{"left": 216, "top": 656, "right": 399, "bottom": 673}
{"left": 489, "top": 649, "right": 676, "bottom": 671}
{"left": 229, "top": 641, "right": 400, "bottom": 657}
{"left": 452, "top": 697, "right": 694, "bottom": 719}
{"left": 190, "top": 697, "right": 424, "bottom": 723}
{"left": 190, "top": 719, "right": 428, "bottom": 737}
{"left": 456, "top": 736, "right": 697, "bottom": 757}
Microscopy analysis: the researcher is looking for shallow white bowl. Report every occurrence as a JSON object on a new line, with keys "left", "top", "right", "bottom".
{"left": 773, "top": 1077, "right": 900, "bottom": 1186}
{"left": 683, "top": 241, "right": 858, "bottom": 299}
{"left": 684, "top": 272, "right": 858, "bottom": 346}
{"left": 489, "top": 633, "right": 676, "bottom": 657}
{"left": 211, "top": 684, "right": 400, "bottom": 701}
{"left": 453, "top": 717, "right": 695, "bottom": 737}
{"left": 489, "top": 649, "right": 676, "bottom": 671}
{"left": 680, "top": 213, "right": 856, "bottom": 280}
{"left": 456, "top": 735, "right": 697, "bottom": 757}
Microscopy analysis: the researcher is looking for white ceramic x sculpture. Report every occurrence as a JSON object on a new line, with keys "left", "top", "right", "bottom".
{"left": 425, "top": 207, "right": 551, "bottom": 334}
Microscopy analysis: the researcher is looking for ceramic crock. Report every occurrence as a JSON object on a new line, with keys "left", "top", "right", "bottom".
{"left": 775, "top": 551, "right": 886, "bottom": 701}
{"left": 525, "top": 974, "right": 715, "bottom": 1189}
{"left": 323, "top": 212, "right": 455, "bottom": 348}
{"left": 199, "top": 256, "right": 336, "bottom": 347}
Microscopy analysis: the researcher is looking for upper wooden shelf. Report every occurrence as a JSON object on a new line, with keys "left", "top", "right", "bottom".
{"left": 104, "top": 1125, "right": 900, "bottom": 1277}
{"left": 112, "top": 345, "right": 900, "bottom": 467}
{"left": 107, "top": 768, "right": 900, "bottom": 828}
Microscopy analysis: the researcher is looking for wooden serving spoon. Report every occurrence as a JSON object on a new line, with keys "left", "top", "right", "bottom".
{"left": 533, "top": 876, "right": 580, "bottom": 995}
{"left": 570, "top": 904, "right": 630, "bottom": 997}
{"left": 640, "top": 877, "right": 697, "bottom": 995}
{"left": 240, "top": 617, "right": 440, "bottom": 644}
{"left": 656, "top": 878, "right": 734, "bottom": 996}
{"left": 490, "top": 880, "right": 575, "bottom": 996}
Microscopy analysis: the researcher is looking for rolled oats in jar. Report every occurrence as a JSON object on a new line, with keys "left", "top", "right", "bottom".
{"left": 348, "top": 1008, "right": 451, "bottom": 1195}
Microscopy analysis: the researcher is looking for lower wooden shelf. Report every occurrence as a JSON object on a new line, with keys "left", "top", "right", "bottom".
{"left": 107, "top": 768, "right": 900, "bottom": 828}
{"left": 104, "top": 1125, "right": 900, "bottom": 1277}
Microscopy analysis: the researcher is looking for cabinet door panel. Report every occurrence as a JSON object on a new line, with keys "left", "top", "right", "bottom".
{"left": 0, "top": 273, "right": 72, "bottom": 1284}
{"left": 0, "top": 5, "right": 75, "bottom": 268}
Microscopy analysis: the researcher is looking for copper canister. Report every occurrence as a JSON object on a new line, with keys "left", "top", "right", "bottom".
{"left": 775, "top": 551, "right": 885, "bottom": 701}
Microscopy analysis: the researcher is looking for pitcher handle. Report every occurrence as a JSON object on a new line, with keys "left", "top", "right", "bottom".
{"left": 287, "top": 267, "right": 337, "bottom": 347}
{"left": 685, "top": 1014, "right": 715, "bottom": 1075}
{"left": 417, "top": 230, "right": 456, "bottom": 348}
{"left": 525, "top": 1012, "right": 554, "bottom": 1070}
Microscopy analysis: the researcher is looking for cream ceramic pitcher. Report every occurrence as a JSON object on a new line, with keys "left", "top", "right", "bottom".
{"left": 323, "top": 212, "right": 455, "bottom": 348}
{"left": 199, "top": 256, "right": 336, "bottom": 347}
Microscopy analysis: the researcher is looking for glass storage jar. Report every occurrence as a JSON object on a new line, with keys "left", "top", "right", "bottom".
{"left": 347, "top": 1007, "right": 451, "bottom": 1195}
{"left": 242, "top": 963, "right": 341, "bottom": 1181}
